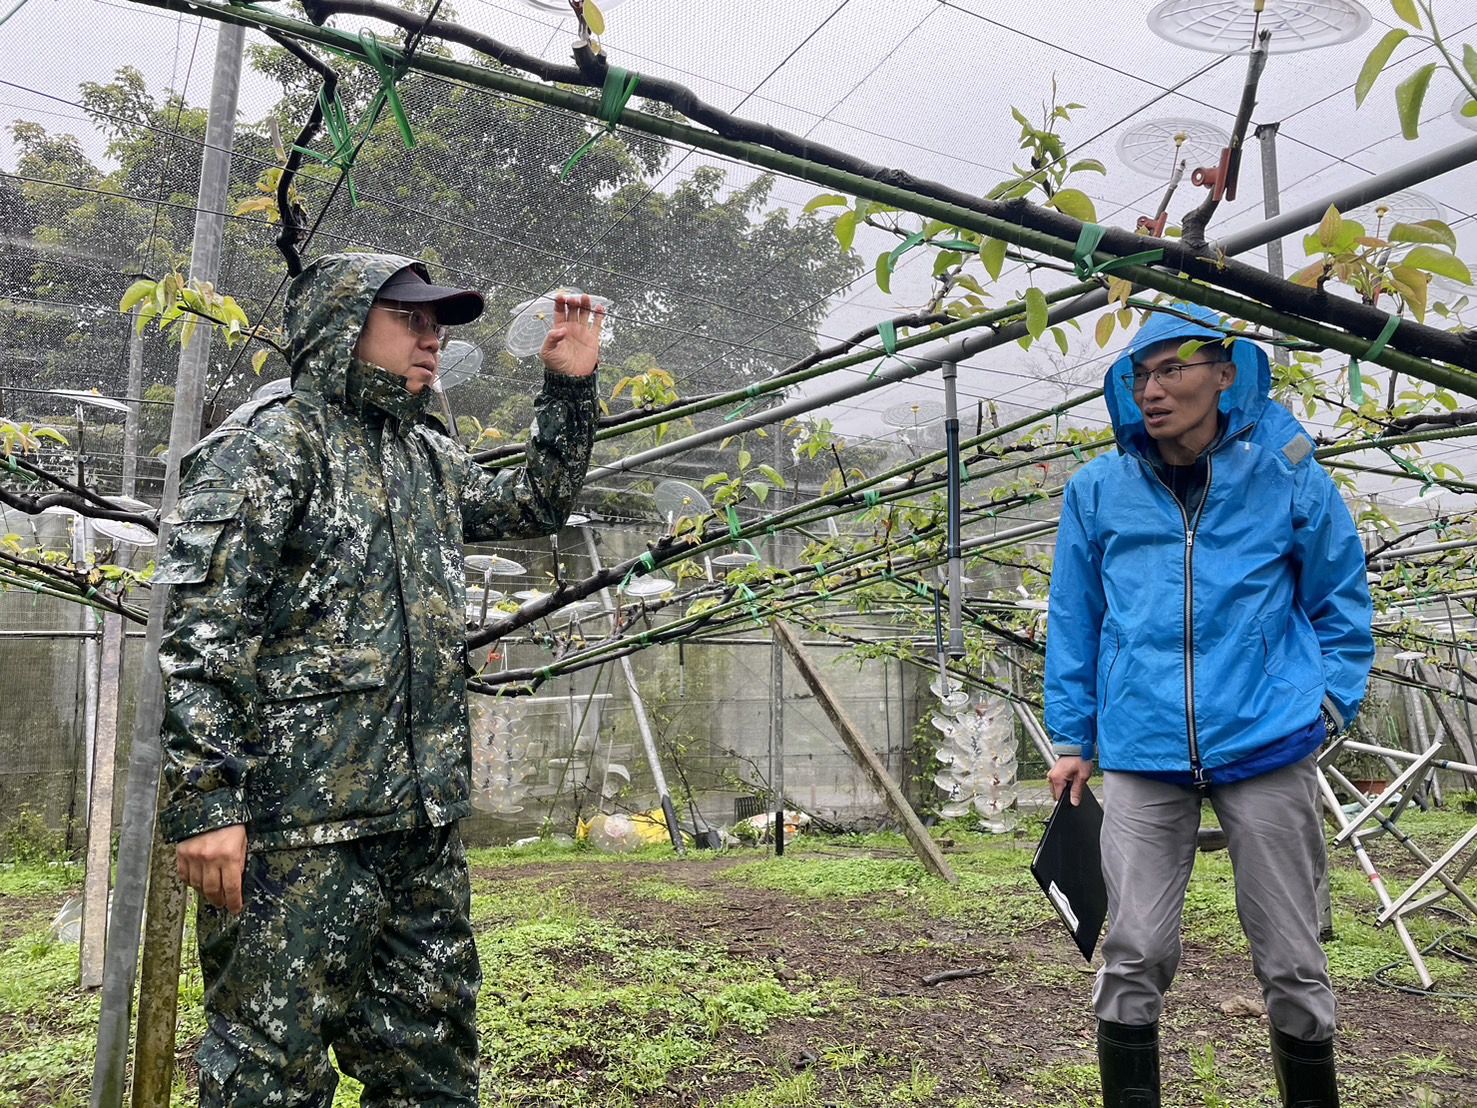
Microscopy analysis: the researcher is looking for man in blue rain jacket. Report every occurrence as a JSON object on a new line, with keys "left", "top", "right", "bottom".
{"left": 1045, "top": 304, "right": 1372, "bottom": 1108}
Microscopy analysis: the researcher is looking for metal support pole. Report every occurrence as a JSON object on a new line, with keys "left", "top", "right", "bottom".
{"left": 123, "top": 312, "right": 144, "bottom": 497}
{"left": 941, "top": 361, "right": 964, "bottom": 659}
{"left": 80, "top": 612, "right": 124, "bottom": 988}
{"left": 771, "top": 626, "right": 785, "bottom": 855}
{"left": 1255, "top": 122, "right": 1290, "bottom": 368}
{"left": 581, "top": 527, "right": 683, "bottom": 852}
{"left": 91, "top": 23, "right": 245, "bottom": 1108}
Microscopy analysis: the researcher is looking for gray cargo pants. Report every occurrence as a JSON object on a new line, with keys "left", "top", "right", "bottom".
{"left": 1094, "top": 754, "right": 1336, "bottom": 1040}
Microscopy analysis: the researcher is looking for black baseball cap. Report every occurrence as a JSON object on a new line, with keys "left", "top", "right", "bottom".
{"left": 376, "top": 265, "right": 485, "bottom": 326}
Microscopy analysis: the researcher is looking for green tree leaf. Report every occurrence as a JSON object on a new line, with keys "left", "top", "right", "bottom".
{"left": 1355, "top": 28, "right": 1408, "bottom": 106}
{"left": 980, "top": 237, "right": 1006, "bottom": 281}
{"left": 1388, "top": 220, "right": 1457, "bottom": 249}
{"left": 1050, "top": 326, "right": 1069, "bottom": 356}
{"left": 757, "top": 464, "right": 787, "bottom": 488}
{"left": 1046, "top": 188, "right": 1096, "bottom": 222}
{"left": 803, "top": 193, "right": 848, "bottom": 214}
{"left": 583, "top": 0, "right": 606, "bottom": 35}
{"left": 1390, "top": 0, "right": 1421, "bottom": 28}
{"left": 1094, "top": 312, "right": 1115, "bottom": 348}
{"left": 1402, "top": 246, "right": 1472, "bottom": 284}
{"left": 834, "top": 209, "right": 859, "bottom": 253}
{"left": 118, "top": 278, "right": 155, "bottom": 312}
{"left": 1316, "top": 205, "right": 1344, "bottom": 249}
{"left": 1024, "top": 287, "right": 1048, "bottom": 340}
{"left": 875, "top": 250, "right": 894, "bottom": 295}
{"left": 1394, "top": 62, "right": 1438, "bottom": 140}
{"left": 1068, "top": 158, "right": 1107, "bottom": 175}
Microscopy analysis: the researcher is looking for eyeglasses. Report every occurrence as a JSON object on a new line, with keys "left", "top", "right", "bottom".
{"left": 1121, "top": 359, "right": 1222, "bottom": 392}
{"left": 376, "top": 304, "right": 450, "bottom": 344}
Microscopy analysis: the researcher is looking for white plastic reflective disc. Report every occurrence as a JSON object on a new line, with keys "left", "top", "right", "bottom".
{"left": 549, "top": 599, "right": 601, "bottom": 624}
{"left": 711, "top": 552, "right": 759, "bottom": 568}
{"left": 619, "top": 575, "right": 674, "bottom": 598}
{"left": 1147, "top": 0, "right": 1371, "bottom": 54}
{"left": 50, "top": 388, "right": 129, "bottom": 413}
{"left": 438, "top": 340, "right": 484, "bottom": 391}
{"left": 514, "top": 588, "right": 550, "bottom": 602}
{"left": 505, "top": 288, "right": 611, "bottom": 358}
{"left": 1116, "top": 118, "right": 1231, "bottom": 179}
{"left": 465, "top": 555, "right": 526, "bottom": 576}
{"left": 90, "top": 517, "right": 157, "bottom": 547}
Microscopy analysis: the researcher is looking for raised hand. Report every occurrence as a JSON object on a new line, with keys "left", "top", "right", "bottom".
{"left": 540, "top": 293, "right": 606, "bottom": 378}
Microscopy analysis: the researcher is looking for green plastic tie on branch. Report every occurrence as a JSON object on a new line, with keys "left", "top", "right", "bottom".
{"left": 358, "top": 30, "right": 416, "bottom": 150}
{"left": 1346, "top": 315, "right": 1401, "bottom": 406}
{"left": 723, "top": 504, "right": 763, "bottom": 560}
{"left": 617, "top": 550, "right": 657, "bottom": 594}
{"left": 735, "top": 582, "right": 763, "bottom": 625}
{"left": 293, "top": 84, "right": 361, "bottom": 203}
{"left": 1070, "top": 444, "right": 1085, "bottom": 465}
{"left": 863, "top": 490, "right": 880, "bottom": 507}
{"left": 724, "top": 384, "right": 762, "bottom": 422}
{"left": 813, "top": 561, "right": 831, "bottom": 600}
{"left": 294, "top": 30, "right": 417, "bottom": 207}
{"left": 561, "top": 65, "right": 641, "bottom": 180}
{"left": 868, "top": 320, "right": 900, "bottom": 379}
{"left": 1072, "top": 222, "right": 1164, "bottom": 279}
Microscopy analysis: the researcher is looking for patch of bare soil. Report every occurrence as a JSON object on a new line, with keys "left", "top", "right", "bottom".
{"left": 471, "top": 852, "right": 1477, "bottom": 1107}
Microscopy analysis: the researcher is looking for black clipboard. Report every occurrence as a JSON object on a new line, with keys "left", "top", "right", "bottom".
{"left": 1030, "top": 785, "right": 1108, "bottom": 962}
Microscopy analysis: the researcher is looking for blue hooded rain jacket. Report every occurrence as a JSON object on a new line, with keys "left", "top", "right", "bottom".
{"left": 1043, "top": 306, "right": 1374, "bottom": 781}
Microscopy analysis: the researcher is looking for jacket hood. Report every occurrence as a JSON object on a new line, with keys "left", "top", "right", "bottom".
{"left": 1104, "top": 303, "right": 1272, "bottom": 461}
{"left": 283, "top": 251, "right": 429, "bottom": 405}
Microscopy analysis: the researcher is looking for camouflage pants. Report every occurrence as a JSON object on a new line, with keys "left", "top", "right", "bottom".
{"left": 193, "top": 824, "right": 480, "bottom": 1107}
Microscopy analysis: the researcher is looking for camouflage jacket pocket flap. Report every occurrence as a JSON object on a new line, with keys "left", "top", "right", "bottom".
{"left": 165, "top": 487, "right": 246, "bottom": 526}
{"left": 154, "top": 490, "right": 246, "bottom": 586}
{"left": 257, "top": 644, "right": 389, "bottom": 702}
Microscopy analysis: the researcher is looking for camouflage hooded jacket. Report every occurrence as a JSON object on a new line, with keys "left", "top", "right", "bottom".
{"left": 156, "top": 253, "right": 597, "bottom": 848}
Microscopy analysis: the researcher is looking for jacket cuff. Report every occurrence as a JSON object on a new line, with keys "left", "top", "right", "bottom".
{"left": 1052, "top": 740, "right": 1096, "bottom": 763}
{"left": 542, "top": 369, "right": 598, "bottom": 400}
{"left": 158, "top": 787, "right": 250, "bottom": 843}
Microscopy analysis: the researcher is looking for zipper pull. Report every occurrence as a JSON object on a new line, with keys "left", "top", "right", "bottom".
{"left": 1186, "top": 531, "right": 1194, "bottom": 548}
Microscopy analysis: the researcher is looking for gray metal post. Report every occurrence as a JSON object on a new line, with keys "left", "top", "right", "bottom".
{"left": 941, "top": 361, "right": 964, "bottom": 658}
{"left": 581, "top": 527, "right": 684, "bottom": 852}
{"left": 122, "top": 314, "right": 144, "bottom": 497}
{"left": 771, "top": 625, "right": 785, "bottom": 855}
{"left": 1255, "top": 122, "right": 1290, "bottom": 368}
{"left": 91, "top": 22, "right": 245, "bottom": 1108}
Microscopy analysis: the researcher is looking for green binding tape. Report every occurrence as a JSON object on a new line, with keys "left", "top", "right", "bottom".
{"left": 724, "top": 384, "right": 762, "bottom": 422}
{"left": 868, "top": 320, "right": 900, "bottom": 379}
{"left": 1071, "top": 222, "right": 1164, "bottom": 280}
{"left": 561, "top": 66, "right": 641, "bottom": 180}
{"left": 1346, "top": 314, "right": 1400, "bottom": 406}
{"left": 358, "top": 30, "right": 415, "bottom": 150}
{"left": 723, "top": 505, "right": 763, "bottom": 560}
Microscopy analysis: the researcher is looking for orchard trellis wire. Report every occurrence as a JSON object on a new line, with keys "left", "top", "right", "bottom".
{"left": 4, "top": 0, "right": 1477, "bottom": 1102}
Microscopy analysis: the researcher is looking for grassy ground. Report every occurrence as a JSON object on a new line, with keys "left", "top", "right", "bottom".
{"left": 1, "top": 809, "right": 1474, "bottom": 1106}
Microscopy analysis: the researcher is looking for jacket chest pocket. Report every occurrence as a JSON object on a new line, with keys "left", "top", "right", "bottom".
{"left": 257, "top": 644, "right": 389, "bottom": 702}
{"left": 154, "top": 489, "right": 245, "bottom": 585}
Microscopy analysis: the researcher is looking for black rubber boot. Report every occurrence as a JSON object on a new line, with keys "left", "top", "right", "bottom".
{"left": 1270, "top": 1026, "right": 1340, "bottom": 1107}
{"left": 1097, "top": 1019, "right": 1160, "bottom": 1107}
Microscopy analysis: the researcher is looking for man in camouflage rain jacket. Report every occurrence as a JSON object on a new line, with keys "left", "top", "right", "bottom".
{"left": 154, "top": 251, "right": 602, "bottom": 1106}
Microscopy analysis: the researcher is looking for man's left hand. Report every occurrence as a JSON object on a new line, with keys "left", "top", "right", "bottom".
{"left": 541, "top": 293, "right": 605, "bottom": 378}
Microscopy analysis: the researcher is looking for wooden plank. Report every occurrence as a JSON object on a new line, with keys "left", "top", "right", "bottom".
{"left": 81, "top": 615, "right": 124, "bottom": 987}
{"left": 771, "top": 620, "right": 956, "bottom": 884}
